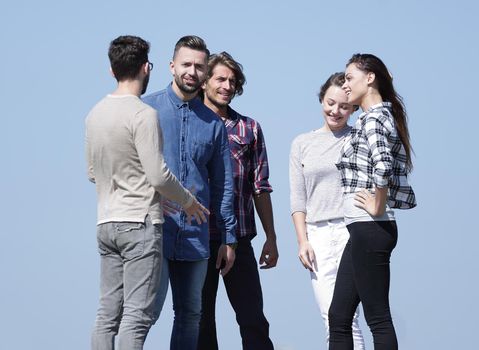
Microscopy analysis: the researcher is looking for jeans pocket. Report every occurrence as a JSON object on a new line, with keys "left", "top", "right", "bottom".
{"left": 115, "top": 222, "right": 146, "bottom": 260}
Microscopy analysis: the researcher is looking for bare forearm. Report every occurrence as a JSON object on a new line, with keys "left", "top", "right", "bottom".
{"left": 292, "top": 211, "right": 307, "bottom": 245}
{"left": 253, "top": 192, "right": 276, "bottom": 240}
{"left": 375, "top": 186, "right": 388, "bottom": 216}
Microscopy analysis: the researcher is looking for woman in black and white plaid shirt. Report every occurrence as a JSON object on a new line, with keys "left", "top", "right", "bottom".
{"left": 328, "top": 54, "right": 416, "bottom": 350}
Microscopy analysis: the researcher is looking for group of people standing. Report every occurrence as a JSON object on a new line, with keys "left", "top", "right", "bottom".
{"left": 85, "top": 34, "right": 416, "bottom": 350}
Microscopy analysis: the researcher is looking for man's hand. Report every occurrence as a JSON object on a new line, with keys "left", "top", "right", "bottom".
{"left": 162, "top": 199, "right": 180, "bottom": 217}
{"left": 298, "top": 240, "right": 315, "bottom": 272}
{"left": 216, "top": 244, "right": 236, "bottom": 276}
{"left": 259, "top": 237, "right": 279, "bottom": 269}
{"left": 184, "top": 198, "right": 210, "bottom": 225}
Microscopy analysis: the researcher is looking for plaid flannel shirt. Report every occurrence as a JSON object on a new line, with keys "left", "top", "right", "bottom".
{"left": 209, "top": 107, "right": 273, "bottom": 240}
{"left": 336, "top": 102, "right": 416, "bottom": 209}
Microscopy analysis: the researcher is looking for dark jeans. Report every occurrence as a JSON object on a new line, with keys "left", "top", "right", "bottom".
{"left": 329, "top": 221, "right": 398, "bottom": 350}
{"left": 197, "top": 238, "right": 274, "bottom": 350}
{"left": 168, "top": 259, "right": 208, "bottom": 350}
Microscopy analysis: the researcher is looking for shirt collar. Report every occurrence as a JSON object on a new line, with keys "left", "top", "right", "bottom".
{"left": 359, "top": 102, "right": 392, "bottom": 119}
{"left": 166, "top": 83, "right": 201, "bottom": 109}
{"left": 224, "top": 106, "right": 240, "bottom": 128}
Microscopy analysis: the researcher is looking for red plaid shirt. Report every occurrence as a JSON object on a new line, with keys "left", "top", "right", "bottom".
{"left": 209, "top": 107, "right": 272, "bottom": 240}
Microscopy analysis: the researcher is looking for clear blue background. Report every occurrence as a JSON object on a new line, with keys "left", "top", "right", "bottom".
{"left": 1, "top": 0, "right": 477, "bottom": 349}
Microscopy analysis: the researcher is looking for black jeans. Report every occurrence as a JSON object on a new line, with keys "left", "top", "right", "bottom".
{"left": 197, "top": 238, "right": 274, "bottom": 350}
{"left": 329, "top": 221, "right": 398, "bottom": 350}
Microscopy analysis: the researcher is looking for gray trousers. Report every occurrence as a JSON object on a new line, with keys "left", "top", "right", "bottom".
{"left": 91, "top": 216, "right": 163, "bottom": 350}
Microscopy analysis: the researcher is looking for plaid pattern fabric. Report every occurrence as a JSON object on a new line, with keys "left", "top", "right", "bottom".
{"left": 336, "top": 102, "right": 416, "bottom": 209}
{"left": 209, "top": 107, "right": 272, "bottom": 240}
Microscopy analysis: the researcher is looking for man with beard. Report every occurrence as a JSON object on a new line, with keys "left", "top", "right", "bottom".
{"left": 86, "top": 35, "right": 209, "bottom": 350}
{"left": 197, "top": 52, "right": 278, "bottom": 350}
{"left": 143, "top": 36, "right": 237, "bottom": 350}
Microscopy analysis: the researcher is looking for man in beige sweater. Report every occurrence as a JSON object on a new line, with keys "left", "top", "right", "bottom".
{"left": 85, "top": 35, "right": 209, "bottom": 350}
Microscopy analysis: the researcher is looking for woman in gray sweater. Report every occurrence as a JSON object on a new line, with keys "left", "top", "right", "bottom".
{"left": 289, "top": 73, "right": 365, "bottom": 349}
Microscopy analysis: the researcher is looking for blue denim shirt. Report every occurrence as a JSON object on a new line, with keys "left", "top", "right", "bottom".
{"left": 143, "top": 84, "right": 237, "bottom": 260}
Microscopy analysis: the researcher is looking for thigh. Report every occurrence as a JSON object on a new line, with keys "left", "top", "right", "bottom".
{"left": 201, "top": 241, "right": 221, "bottom": 306}
{"left": 329, "top": 239, "right": 360, "bottom": 321}
{"left": 97, "top": 223, "right": 124, "bottom": 318}
{"left": 348, "top": 221, "right": 397, "bottom": 315}
{"left": 307, "top": 223, "right": 338, "bottom": 317}
{"left": 169, "top": 259, "right": 208, "bottom": 314}
{"left": 120, "top": 219, "right": 163, "bottom": 320}
{"left": 223, "top": 239, "right": 264, "bottom": 315}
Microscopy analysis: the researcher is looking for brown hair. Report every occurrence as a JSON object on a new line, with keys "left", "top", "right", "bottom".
{"left": 207, "top": 51, "right": 246, "bottom": 97}
{"left": 348, "top": 53, "right": 413, "bottom": 171}
{"left": 318, "top": 72, "right": 345, "bottom": 103}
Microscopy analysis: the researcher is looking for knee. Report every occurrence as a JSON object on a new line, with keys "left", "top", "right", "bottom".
{"left": 236, "top": 311, "right": 269, "bottom": 332}
{"left": 328, "top": 308, "right": 352, "bottom": 331}
{"left": 95, "top": 302, "right": 122, "bottom": 332}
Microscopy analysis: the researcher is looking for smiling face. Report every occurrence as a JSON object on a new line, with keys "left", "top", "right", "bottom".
{"left": 170, "top": 47, "right": 208, "bottom": 98}
{"left": 203, "top": 64, "right": 236, "bottom": 110}
{"left": 342, "top": 63, "right": 373, "bottom": 106}
{"left": 321, "top": 85, "right": 354, "bottom": 131}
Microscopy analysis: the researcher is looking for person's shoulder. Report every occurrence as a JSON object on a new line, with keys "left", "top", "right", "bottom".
{"left": 86, "top": 96, "right": 108, "bottom": 118}
{"left": 195, "top": 101, "right": 223, "bottom": 123}
{"left": 291, "top": 130, "right": 315, "bottom": 147}
{"left": 230, "top": 108, "right": 262, "bottom": 131}
{"left": 142, "top": 89, "right": 167, "bottom": 106}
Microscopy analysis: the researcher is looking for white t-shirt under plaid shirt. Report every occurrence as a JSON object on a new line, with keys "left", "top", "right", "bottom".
{"left": 336, "top": 102, "right": 417, "bottom": 209}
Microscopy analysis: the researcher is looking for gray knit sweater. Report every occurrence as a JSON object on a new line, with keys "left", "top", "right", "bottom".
{"left": 289, "top": 126, "right": 351, "bottom": 223}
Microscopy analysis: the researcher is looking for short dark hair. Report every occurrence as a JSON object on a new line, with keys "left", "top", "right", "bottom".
{"left": 173, "top": 35, "right": 210, "bottom": 59}
{"left": 108, "top": 35, "right": 150, "bottom": 82}
{"left": 318, "top": 72, "right": 345, "bottom": 103}
{"left": 207, "top": 51, "right": 246, "bottom": 96}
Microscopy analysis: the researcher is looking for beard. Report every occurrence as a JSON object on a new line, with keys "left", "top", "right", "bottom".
{"left": 205, "top": 91, "right": 231, "bottom": 109}
{"left": 174, "top": 74, "right": 202, "bottom": 94}
{"left": 141, "top": 72, "right": 150, "bottom": 95}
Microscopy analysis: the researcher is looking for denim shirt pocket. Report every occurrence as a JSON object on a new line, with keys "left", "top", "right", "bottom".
{"left": 229, "top": 134, "right": 251, "bottom": 161}
{"left": 189, "top": 138, "right": 214, "bottom": 164}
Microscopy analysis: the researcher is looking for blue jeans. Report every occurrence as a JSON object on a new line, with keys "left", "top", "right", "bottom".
{"left": 157, "top": 258, "right": 208, "bottom": 350}
{"left": 91, "top": 217, "right": 163, "bottom": 350}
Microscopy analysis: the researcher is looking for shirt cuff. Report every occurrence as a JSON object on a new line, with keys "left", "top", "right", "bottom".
{"left": 223, "top": 230, "right": 238, "bottom": 245}
{"left": 373, "top": 173, "right": 389, "bottom": 187}
{"left": 182, "top": 194, "right": 194, "bottom": 209}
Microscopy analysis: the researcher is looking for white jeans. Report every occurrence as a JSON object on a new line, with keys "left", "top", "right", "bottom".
{"left": 307, "top": 219, "right": 365, "bottom": 349}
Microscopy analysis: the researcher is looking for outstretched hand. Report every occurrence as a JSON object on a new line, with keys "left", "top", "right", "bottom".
{"left": 184, "top": 198, "right": 210, "bottom": 225}
{"left": 162, "top": 199, "right": 180, "bottom": 217}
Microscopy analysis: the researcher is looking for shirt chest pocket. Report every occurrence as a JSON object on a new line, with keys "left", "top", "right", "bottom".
{"left": 229, "top": 134, "right": 251, "bottom": 161}
{"left": 189, "top": 138, "right": 214, "bottom": 164}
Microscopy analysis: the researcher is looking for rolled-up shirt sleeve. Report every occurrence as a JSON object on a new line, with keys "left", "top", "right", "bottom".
{"left": 250, "top": 121, "right": 273, "bottom": 194}
{"left": 364, "top": 114, "right": 393, "bottom": 187}
{"left": 289, "top": 137, "right": 307, "bottom": 214}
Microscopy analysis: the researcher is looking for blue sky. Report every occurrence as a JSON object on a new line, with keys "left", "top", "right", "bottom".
{"left": 1, "top": 0, "right": 478, "bottom": 349}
